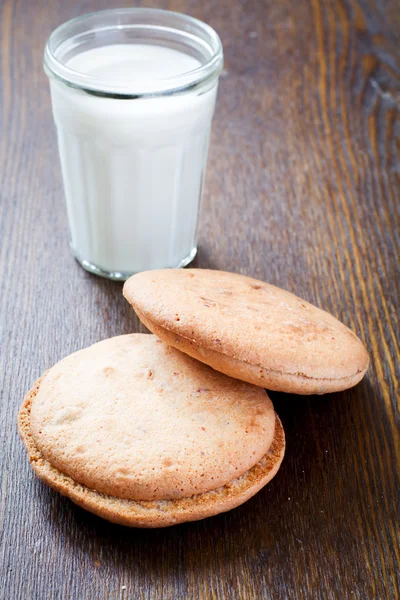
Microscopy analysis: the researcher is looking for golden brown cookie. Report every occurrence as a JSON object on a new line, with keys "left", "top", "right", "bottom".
{"left": 19, "top": 334, "right": 285, "bottom": 527}
{"left": 123, "top": 269, "right": 369, "bottom": 394}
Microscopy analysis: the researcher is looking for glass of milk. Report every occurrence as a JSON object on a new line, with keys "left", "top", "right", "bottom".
{"left": 44, "top": 8, "right": 223, "bottom": 280}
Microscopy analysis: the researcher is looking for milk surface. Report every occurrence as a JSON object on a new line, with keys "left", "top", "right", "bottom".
{"left": 50, "top": 44, "right": 217, "bottom": 275}
{"left": 68, "top": 44, "right": 200, "bottom": 80}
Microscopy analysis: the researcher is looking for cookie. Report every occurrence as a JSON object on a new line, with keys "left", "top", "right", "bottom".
{"left": 19, "top": 334, "right": 285, "bottom": 527}
{"left": 123, "top": 269, "right": 369, "bottom": 394}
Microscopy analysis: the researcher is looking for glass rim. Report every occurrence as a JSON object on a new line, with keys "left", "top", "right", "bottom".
{"left": 44, "top": 7, "right": 223, "bottom": 98}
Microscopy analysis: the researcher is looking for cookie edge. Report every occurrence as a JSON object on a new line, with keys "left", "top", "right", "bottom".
{"left": 135, "top": 310, "right": 369, "bottom": 394}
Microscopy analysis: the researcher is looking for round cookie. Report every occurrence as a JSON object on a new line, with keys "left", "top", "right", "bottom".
{"left": 123, "top": 269, "right": 369, "bottom": 394}
{"left": 19, "top": 334, "right": 285, "bottom": 527}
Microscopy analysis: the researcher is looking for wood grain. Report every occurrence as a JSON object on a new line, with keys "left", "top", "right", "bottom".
{"left": 0, "top": 0, "right": 399, "bottom": 598}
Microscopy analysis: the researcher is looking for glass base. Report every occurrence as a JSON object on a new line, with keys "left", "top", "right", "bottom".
{"left": 71, "top": 246, "right": 197, "bottom": 281}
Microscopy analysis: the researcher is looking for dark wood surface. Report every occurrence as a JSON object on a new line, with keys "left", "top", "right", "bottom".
{"left": 0, "top": 0, "right": 399, "bottom": 598}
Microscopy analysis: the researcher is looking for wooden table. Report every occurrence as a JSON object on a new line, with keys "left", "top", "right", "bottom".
{"left": 1, "top": 0, "right": 399, "bottom": 598}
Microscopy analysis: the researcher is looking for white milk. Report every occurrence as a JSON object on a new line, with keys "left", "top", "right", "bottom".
{"left": 49, "top": 44, "right": 218, "bottom": 276}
